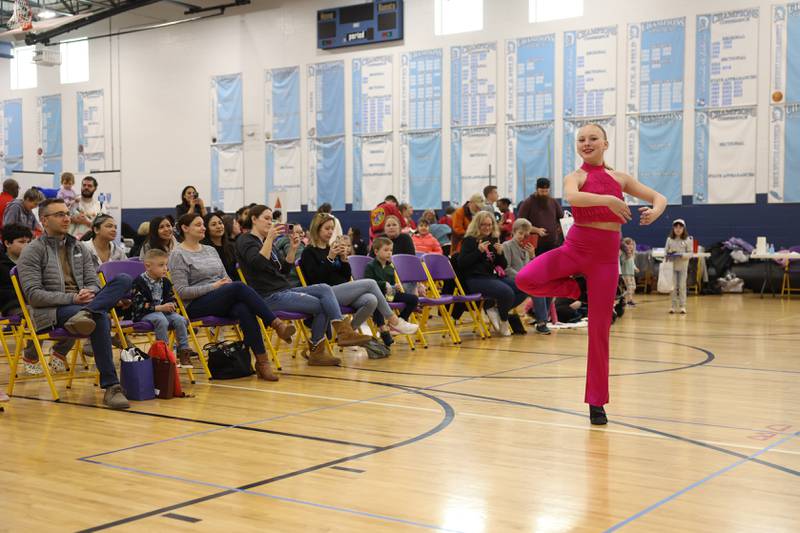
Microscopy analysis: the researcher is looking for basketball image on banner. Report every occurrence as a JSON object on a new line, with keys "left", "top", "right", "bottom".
{"left": 506, "top": 34, "right": 555, "bottom": 123}
{"left": 308, "top": 136, "right": 345, "bottom": 211}
{"left": 354, "top": 135, "right": 392, "bottom": 210}
{"left": 307, "top": 61, "right": 345, "bottom": 138}
{"left": 211, "top": 144, "right": 244, "bottom": 213}
{"left": 768, "top": 104, "right": 800, "bottom": 203}
{"left": 266, "top": 140, "right": 302, "bottom": 212}
{"left": 353, "top": 56, "right": 393, "bottom": 135}
{"left": 38, "top": 94, "right": 62, "bottom": 178}
{"left": 506, "top": 123, "right": 554, "bottom": 203}
{"left": 625, "top": 113, "right": 682, "bottom": 205}
{"left": 401, "top": 49, "right": 443, "bottom": 131}
{"left": 451, "top": 43, "right": 497, "bottom": 127}
{"left": 401, "top": 131, "right": 442, "bottom": 209}
{"left": 2, "top": 98, "right": 23, "bottom": 177}
{"left": 563, "top": 118, "right": 616, "bottom": 177}
{"left": 695, "top": 9, "right": 759, "bottom": 109}
{"left": 264, "top": 66, "right": 300, "bottom": 141}
{"left": 451, "top": 127, "right": 496, "bottom": 205}
{"left": 771, "top": 4, "right": 800, "bottom": 104}
{"left": 563, "top": 26, "right": 617, "bottom": 118}
{"left": 627, "top": 18, "right": 685, "bottom": 114}
{"left": 77, "top": 89, "right": 105, "bottom": 173}
{"left": 694, "top": 107, "right": 756, "bottom": 204}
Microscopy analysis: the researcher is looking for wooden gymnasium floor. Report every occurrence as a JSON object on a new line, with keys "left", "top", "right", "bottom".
{"left": 2, "top": 293, "right": 800, "bottom": 532}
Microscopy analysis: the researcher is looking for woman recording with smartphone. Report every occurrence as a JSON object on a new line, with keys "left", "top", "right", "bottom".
{"left": 176, "top": 185, "right": 207, "bottom": 219}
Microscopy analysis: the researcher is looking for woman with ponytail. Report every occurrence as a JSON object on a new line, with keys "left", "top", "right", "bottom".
{"left": 82, "top": 214, "right": 128, "bottom": 268}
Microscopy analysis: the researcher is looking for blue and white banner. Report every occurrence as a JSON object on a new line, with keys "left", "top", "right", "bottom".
{"left": 693, "top": 107, "right": 756, "bottom": 204}
{"left": 353, "top": 56, "right": 393, "bottom": 135}
{"left": 771, "top": 4, "right": 800, "bottom": 104}
{"left": 768, "top": 104, "right": 800, "bottom": 203}
{"left": 38, "top": 94, "right": 62, "bottom": 178}
{"left": 506, "top": 123, "right": 554, "bottom": 203}
{"left": 265, "top": 66, "right": 301, "bottom": 141}
{"left": 266, "top": 140, "right": 302, "bottom": 211}
{"left": 627, "top": 18, "right": 685, "bottom": 114}
{"left": 401, "top": 49, "right": 443, "bottom": 131}
{"left": 211, "top": 144, "right": 244, "bottom": 213}
{"left": 401, "top": 131, "right": 442, "bottom": 209}
{"left": 451, "top": 43, "right": 497, "bottom": 127}
{"left": 1, "top": 98, "right": 23, "bottom": 177}
{"left": 451, "top": 127, "right": 496, "bottom": 205}
{"left": 563, "top": 117, "right": 616, "bottom": 177}
{"left": 505, "top": 34, "right": 555, "bottom": 123}
{"left": 211, "top": 73, "right": 243, "bottom": 144}
{"left": 564, "top": 26, "right": 617, "bottom": 118}
{"left": 308, "top": 61, "right": 345, "bottom": 138}
{"left": 308, "top": 136, "right": 345, "bottom": 210}
{"left": 625, "top": 113, "right": 683, "bottom": 205}
{"left": 77, "top": 90, "right": 104, "bottom": 172}
{"left": 354, "top": 134, "right": 393, "bottom": 210}
{"left": 695, "top": 9, "right": 759, "bottom": 109}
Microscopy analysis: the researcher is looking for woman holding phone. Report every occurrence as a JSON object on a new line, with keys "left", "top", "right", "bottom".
{"left": 176, "top": 185, "right": 207, "bottom": 219}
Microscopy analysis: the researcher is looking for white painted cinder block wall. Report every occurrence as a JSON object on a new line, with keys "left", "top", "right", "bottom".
{"left": 0, "top": 0, "right": 779, "bottom": 209}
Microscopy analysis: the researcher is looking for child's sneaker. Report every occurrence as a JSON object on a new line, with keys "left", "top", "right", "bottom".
{"left": 669, "top": 308, "right": 676, "bottom": 314}
{"left": 48, "top": 352, "right": 69, "bottom": 373}
{"left": 176, "top": 349, "right": 195, "bottom": 368}
{"left": 23, "top": 357, "right": 43, "bottom": 376}
{"left": 679, "top": 308, "right": 687, "bottom": 314}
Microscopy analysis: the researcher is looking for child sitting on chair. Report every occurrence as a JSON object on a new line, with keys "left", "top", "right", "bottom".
{"left": 132, "top": 249, "right": 196, "bottom": 367}
{"left": 364, "top": 237, "right": 420, "bottom": 347}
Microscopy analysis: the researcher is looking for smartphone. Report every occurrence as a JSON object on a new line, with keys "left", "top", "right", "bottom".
{"left": 287, "top": 224, "right": 294, "bottom": 234}
{"left": 522, "top": 234, "right": 539, "bottom": 249}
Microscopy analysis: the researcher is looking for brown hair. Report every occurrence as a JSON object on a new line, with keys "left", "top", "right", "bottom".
{"left": 372, "top": 236, "right": 392, "bottom": 253}
{"left": 177, "top": 213, "right": 202, "bottom": 237}
{"left": 669, "top": 221, "right": 688, "bottom": 240}
{"left": 308, "top": 213, "right": 335, "bottom": 248}
{"left": 144, "top": 248, "right": 169, "bottom": 262}
{"left": 60, "top": 172, "right": 75, "bottom": 185}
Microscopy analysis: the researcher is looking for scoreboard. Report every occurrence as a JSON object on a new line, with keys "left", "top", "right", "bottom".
{"left": 317, "top": 1, "right": 404, "bottom": 50}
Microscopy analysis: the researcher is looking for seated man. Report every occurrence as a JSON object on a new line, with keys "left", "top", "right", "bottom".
{"left": 16, "top": 198, "right": 132, "bottom": 409}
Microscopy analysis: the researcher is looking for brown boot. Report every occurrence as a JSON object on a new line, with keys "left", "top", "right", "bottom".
{"left": 332, "top": 319, "right": 372, "bottom": 347}
{"left": 254, "top": 358, "right": 279, "bottom": 381}
{"left": 270, "top": 318, "right": 296, "bottom": 343}
{"left": 307, "top": 341, "right": 341, "bottom": 366}
{"left": 176, "top": 349, "right": 195, "bottom": 369}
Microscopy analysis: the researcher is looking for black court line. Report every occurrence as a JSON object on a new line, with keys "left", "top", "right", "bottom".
{"left": 162, "top": 513, "right": 201, "bottom": 523}
{"left": 16, "top": 395, "right": 380, "bottom": 452}
{"left": 78, "top": 384, "right": 455, "bottom": 532}
{"left": 331, "top": 466, "right": 366, "bottom": 473}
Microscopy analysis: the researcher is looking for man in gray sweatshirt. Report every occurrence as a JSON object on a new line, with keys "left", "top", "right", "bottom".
{"left": 16, "top": 198, "right": 132, "bottom": 409}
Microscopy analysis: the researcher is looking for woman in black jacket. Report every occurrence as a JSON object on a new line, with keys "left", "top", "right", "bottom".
{"left": 458, "top": 211, "right": 524, "bottom": 336}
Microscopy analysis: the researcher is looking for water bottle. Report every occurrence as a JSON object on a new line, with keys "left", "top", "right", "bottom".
{"left": 768, "top": 243, "right": 775, "bottom": 254}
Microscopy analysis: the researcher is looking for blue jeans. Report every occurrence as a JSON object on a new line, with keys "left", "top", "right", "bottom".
{"left": 186, "top": 282, "right": 277, "bottom": 356}
{"left": 532, "top": 297, "right": 550, "bottom": 324}
{"left": 54, "top": 274, "right": 133, "bottom": 389}
{"left": 140, "top": 311, "right": 190, "bottom": 351}
{"left": 466, "top": 276, "right": 526, "bottom": 321}
{"left": 263, "top": 284, "right": 342, "bottom": 344}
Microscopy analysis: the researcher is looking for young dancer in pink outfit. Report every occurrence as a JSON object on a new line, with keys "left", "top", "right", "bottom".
{"left": 515, "top": 124, "right": 666, "bottom": 425}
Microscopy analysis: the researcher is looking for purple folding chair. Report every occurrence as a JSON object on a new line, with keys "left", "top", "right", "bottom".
{"left": 391, "top": 254, "right": 459, "bottom": 345}
{"left": 422, "top": 253, "right": 490, "bottom": 339}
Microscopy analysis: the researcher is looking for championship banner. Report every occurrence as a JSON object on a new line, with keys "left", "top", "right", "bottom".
{"left": 308, "top": 136, "right": 345, "bottom": 211}
{"left": 353, "top": 134, "right": 393, "bottom": 210}
{"left": 451, "top": 42, "right": 497, "bottom": 127}
{"left": 38, "top": 94, "right": 62, "bottom": 178}
{"left": 625, "top": 113, "right": 683, "bottom": 205}
{"left": 210, "top": 74, "right": 243, "bottom": 145}
{"left": 266, "top": 140, "right": 302, "bottom": 212}
{"left": 307, "top": 60, "right": 345, "bottom": 138}
{"left": 265, "top": 66, "right": 301, "bottom": 141}
{"left": 401, "top": 49, "right": 443, "bottom": 131}
{"left": 211, "top": 144, "right": 244, "bottom": 213}
{"left": 451, "top": 127, "right": 496, "bottom": 205}
{"left": 563, "top": 117, "right": 616, "bottom": 178}
{"left": 506, "top": 122, "right": 554, "bottom": 203}
{"left": 505, "top": 34, "right": 555, "bottom": 123}
{"left": 77, "top": 90, "right": 105, "bottom": 173}
{"left": 768, "top": 104, "right": 800, "bottom": 203}
{"left": 2, "top": 99, "right": 23, "bottom": 177}
{"left": 353, "top": 56, "right": 393, "bottom": 135}
{"left": 564, "top": 26, "right": 617, "bottom": 118}
{"left": 401, "top": 131, "right": 442, "bottom": 209}
{"left": 693, "top": 107, "right": 756, "bottom": 204}
{"left": 627, "top": 18, "right": 685, "bottom": 113}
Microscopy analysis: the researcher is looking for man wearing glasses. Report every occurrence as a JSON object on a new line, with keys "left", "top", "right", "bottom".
{"left": 16, "top": 198, "right": 132, "bottom": 409}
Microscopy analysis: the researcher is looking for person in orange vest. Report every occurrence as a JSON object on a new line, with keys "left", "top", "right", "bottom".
{"left": 450, "top": 193, "right": 484, "bottom": 255}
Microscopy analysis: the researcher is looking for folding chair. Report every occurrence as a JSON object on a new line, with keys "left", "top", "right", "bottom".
{"left": 97, "top": 260, "right": 197, "bottom": 384}
{"left": 780, "top": 246, "right": 800, "bottom": 297}
{"left": 421, "top": 253, "right": 490, "bottom": 339}
{"left": 7, "top": 267, "right": 97, "bottom": 401}
{"left": 349, "top": 254, "right": 418, "bottom": 350}
{"left": 391, "top": 254, "right": 459, "bottom": 346}
{"left": 0, "top": 314, "right": 22, "bottom": 363}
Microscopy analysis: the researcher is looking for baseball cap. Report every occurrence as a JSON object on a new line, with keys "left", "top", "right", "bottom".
{"left": 672, "top": 218, "right": 686, "bottom": 226}
{"left": 469, "top": 194, "right": 485, "bottom": 207}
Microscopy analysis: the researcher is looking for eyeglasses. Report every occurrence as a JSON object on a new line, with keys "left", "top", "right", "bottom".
{"left": 43, "top": 211, "right": 70, "bottom": 219}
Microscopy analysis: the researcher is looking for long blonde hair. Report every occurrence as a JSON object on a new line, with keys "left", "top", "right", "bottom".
{"left": 465, "top": 211, "right": 499, "bottom": 239}
{"left": 579, "top": 123, "right": 614, "bottom": 170}
{"left": 308, "top": 213, "right": 335, "bottom": 248}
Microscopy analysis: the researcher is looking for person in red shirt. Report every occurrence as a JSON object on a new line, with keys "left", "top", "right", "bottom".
{"left": 369, "top": 195, "right": 406, "bottom": 241}
{"left": 497, "top": 197, "right": 515, "bottom": 241}
{"left": 0, "top": 179, "right": 20, "bottom": 230}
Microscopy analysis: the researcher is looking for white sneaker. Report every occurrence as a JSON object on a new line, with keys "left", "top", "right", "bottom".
{"left": 679, "top": 308, "right": 687, "bottom": 314}
{"left": 499, "top": 321, "right": 512, "bottom": 337}
{"left": 486, "top": 307, "right": 501, "bottom": 332}
{"left": 390, "top": 317, "right": 419, "bottom": 335}
{"left": 669, "top": 308, "right": 676, "bottom": 314}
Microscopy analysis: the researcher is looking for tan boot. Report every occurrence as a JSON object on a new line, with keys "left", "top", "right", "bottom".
{"left": 332, "top": 319, "right": 372, "bottom": 347}
{"left": 254, "top": 358, "right": 279, "bottom": 381}
{"left": 307, "top": 341, "right": 341, "bottom": 366}
{"left": 270, "top": 318, "right": 296, "bottom": 343}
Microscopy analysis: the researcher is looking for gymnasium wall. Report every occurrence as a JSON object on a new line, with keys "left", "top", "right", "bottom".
{"left": 0, "top": 0, "right": 799, "bottom": 247}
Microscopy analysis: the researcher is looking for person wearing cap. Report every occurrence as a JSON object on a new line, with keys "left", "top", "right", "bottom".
{"left": 516, "top": 177, "right": 565, "bottom": 255}
{"left": 665, "top": 218, "right": 691, "bottom": 314}
{"left": 450, "top": 194, "right": 484, "bottom": 255}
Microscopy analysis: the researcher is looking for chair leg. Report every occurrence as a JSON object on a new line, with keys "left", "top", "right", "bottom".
{"left": 6, "top": 329, "right": 23, "bottom": 396}
{"left": 65, "top": 340, "right": 82, "bottom": 391}
{"left": 186, "top": 323, "right": 212, "bottom": 378}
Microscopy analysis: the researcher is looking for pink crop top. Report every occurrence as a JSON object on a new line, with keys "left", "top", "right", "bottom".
{"left": 571, "top": 162, "right": 625, "bottom": 225}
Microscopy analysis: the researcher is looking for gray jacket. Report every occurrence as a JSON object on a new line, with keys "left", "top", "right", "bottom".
{"left": 501, "top": 239, "right": 531, "bottom": 281}
{"left": 16, "top": 234, "right": 99, "bottom": 330}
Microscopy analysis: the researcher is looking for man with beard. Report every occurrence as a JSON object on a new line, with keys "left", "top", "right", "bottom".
{"left": 516, "top": 177, "right": 564, "bottom": 255}
{"left": 69, "top": 176, "right": 107, "bottom": 238}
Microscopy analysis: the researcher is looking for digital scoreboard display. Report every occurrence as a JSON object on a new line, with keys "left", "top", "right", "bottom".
{"left": 317, "top": 1, "right": 403, "bottom": 50}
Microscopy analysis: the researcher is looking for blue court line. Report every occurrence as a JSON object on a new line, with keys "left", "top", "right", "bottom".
{"left": 604, "top": 430, "right": 800, "bottom": 532}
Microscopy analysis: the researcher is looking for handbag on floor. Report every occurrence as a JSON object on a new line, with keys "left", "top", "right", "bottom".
{"left": 205, "top": 340, "right": 254, "bottom": 380}
{"left": 148, "top": 341, "right": 184, "bottom": 399}
{"left": 657, "top": 261, "right": 674, "bottom": 294}
{"left": 119, "top": 347, "right": 155, "bottom": 401}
